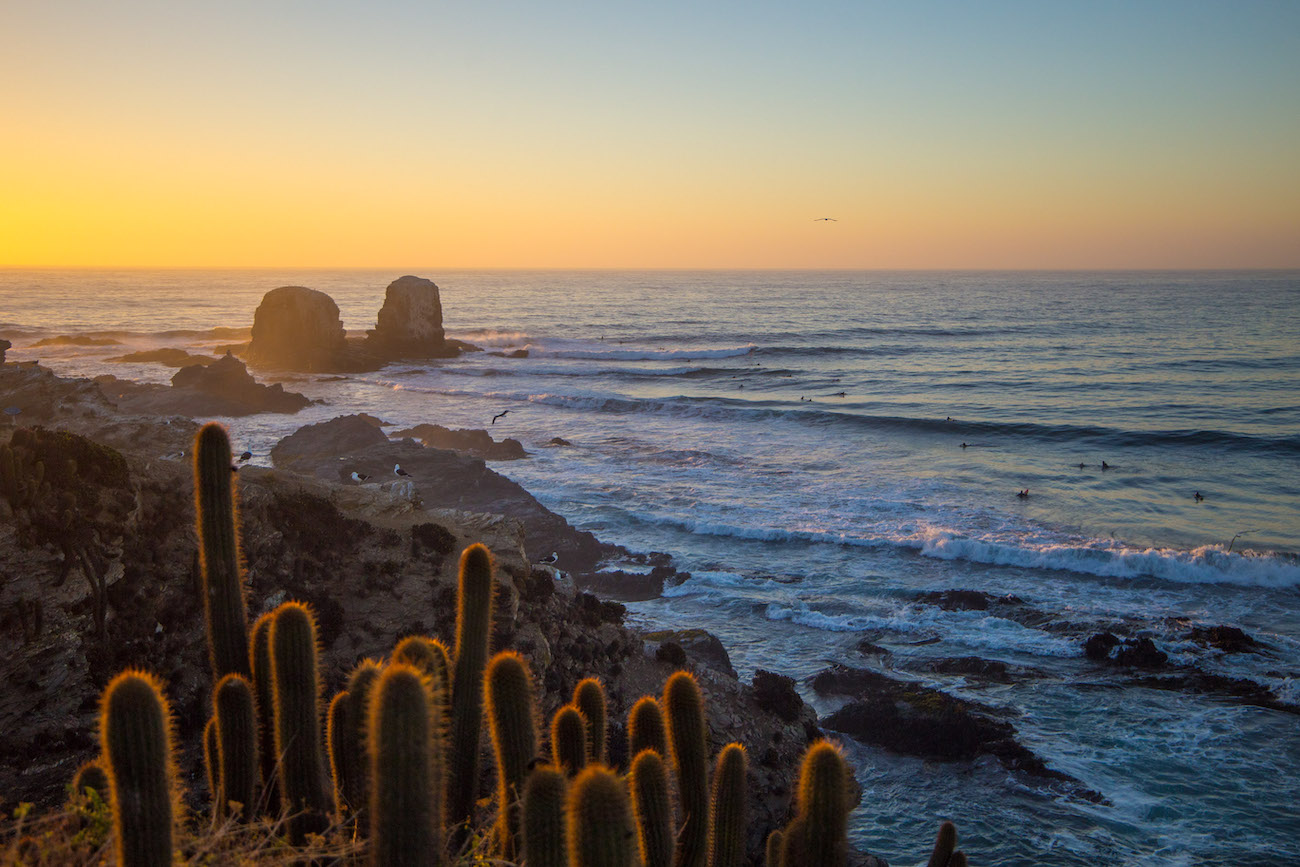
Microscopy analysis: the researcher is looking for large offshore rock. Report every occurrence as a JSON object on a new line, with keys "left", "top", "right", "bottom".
{"left": 246, "top": 286, "right": 348, "bottom": 371}
{"left": 365, "top": 275, "right": 448, "bottom": 358}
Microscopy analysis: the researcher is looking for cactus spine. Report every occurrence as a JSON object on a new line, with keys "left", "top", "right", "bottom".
{"left": 628, "top": 695, "right": 669, "bottom": 759}
{"left": 327, "top": 690, "right": 353, "bottom": 817}
{"left": 522, "top": 765, "right": 568, "bottom": 867}
{"left": 765, "top": 829, "right": 784, "bottom": 867}
{"left": 629, "top": 749, "right": 675, "bottom": 867}
{"left": 344, "top": 658, "right": 383, "bottom": 833}
{"left": 665, "top": 670, "right": 710, "bottom": 867}
{"left": 248, "top": 611, "right": 278, "bottom": 809}
{"left": 213, "top": 673, "right": 258, "bottom": 822}
{"left": 785, "top": 741, "right": 851, "bottom": 867}
{"left": 485, "top": 651, "right": 539, "bottom": 861}
{"left": 707, "top": 743, "right": 747, "bottom": 867}
{"left": 550, "top": 705, "right": 588, "bottom": 775}
{"left": 193, "top": 423, "right": 251, "bottom": 679}
{"left": 927, "top": 820, "right": 963, "bottom": 867}
{"left": 203, "top": 717, "right": 219, "bottom": 807}
{"left": 71, "top": 760, "right": 110, "bottom": 800}
{"left": 100, "top": 670, "right": 177, "bottom": 867}
{"left": 268, "top": 601, "right": 330, "bottom": 843}
{"left": 447, "top": 543, "right": 495, "bottom": 829}
{"left": 368, "top": 662, "right": 444, "bottom": 867}
{"left": 567, "top": 765, "right": 638, "bottom": 867}
{"left": 393, "top": 634, "right": 451, "bottom": 689}
{"left": 573, "top": 677, "right": 608, "bottom": 764}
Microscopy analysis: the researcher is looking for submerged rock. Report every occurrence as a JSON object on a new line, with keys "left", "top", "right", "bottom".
{"left": 107, "top": 348, "right": 217, "bottom": 367}
{"left": 1084, "top": 632, "right": 1169, "bottom": 668}
{"left": 1186, "top": 624, "right": 1260, "bottom": 653}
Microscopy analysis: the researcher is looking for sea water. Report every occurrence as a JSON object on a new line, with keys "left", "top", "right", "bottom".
{"left": 3, "top": 269, "right": 1298, "bottom": 865}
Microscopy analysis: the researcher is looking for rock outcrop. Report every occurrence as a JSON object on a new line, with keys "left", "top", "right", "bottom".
{"left": 389, "top": 423, "right": 526, "bottom": 460}
{"left": 364, "top": 275, "right": 447, "bottom": 358}
{"left": 107, "top": 348, "right": 218, "bottom": 367}
{"left": 245, "top": 286, "right": 349, "bottom": 371}
{"left": 93, "top": 353, "right": 311, "bottom": 417}
{"left": 0, "top": 339, "right": 11, "bottom": 363}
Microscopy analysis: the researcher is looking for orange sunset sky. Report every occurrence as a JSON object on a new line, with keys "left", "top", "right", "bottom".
{"left": 2, "top": 2, "right": 1298, "bottom": 270}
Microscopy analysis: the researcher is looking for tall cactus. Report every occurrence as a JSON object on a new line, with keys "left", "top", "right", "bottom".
{"left": 203, "top": 717, "right": 219, "bottom": 809}
{"left": 550, "top": 705, "right": 588, "bottom": 775}
{"left": 567, "top": 765, "right": 637, "bottom": 867}
{"left": 664, "top": 670, "right": 710, "bottom": 867}
{"left": 99, "top": 670, "right": 178, "bottom": 867}
{"left": 368, "top": 662, "right": 444, "bottom": 867}
{"left": 447, "top": 543, "right": 495, "bottom": 830}
{"left": 213, "top": 673, "right": 258, "bottom": 822}
{"left": 927, "top": 820, "right": 966, "bottom": 867}
{"left": 70, "top": 760, "right": 110, "bottom": 801}
{"left": 522, "top": 765, "right": 569, "bottom": 867}
{"left": 193, "top": 423, "right": 251, "bottom": 679}
{"left": 326, "top": 690, "right": 353, "bottom": 818}
{"left": 707, "top": 743, "right": 747, "bottom": 867}
{"left": 784, "top": 741, "right": 851, "bottom": 867}
{"left": 573, "top": 677, "right": 608, "bottom": 764}
{"left": 765, "top": 829, "right": 784, "bottom": 867}
{"left": 628, "top": 695, "right": 668, "bottom": 759}
{"left": 268, "top": 601, "right": 330, "bottom": 843}
{"left": 628, "top": 749, "right": 674, "bottom": 867}
{"left": 248, "top": 610, "right": 278, "bottom": 810}
{"left": 344, "top": 657, "right": 384, "bottom": 834}
{"left": 485, "top": 650, "right": 539, "bottom": 861}
{"left": 393, "top": 634, "right": 451, "bottom": 688}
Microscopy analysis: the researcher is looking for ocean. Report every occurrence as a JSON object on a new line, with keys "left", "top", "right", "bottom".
{"left": 3, "top": 269, "right": 1298, "bottom": 865}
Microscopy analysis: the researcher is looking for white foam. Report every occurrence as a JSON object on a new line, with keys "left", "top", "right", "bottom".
{"left": 529, "top": 344, "right": 755, "bottom": 361}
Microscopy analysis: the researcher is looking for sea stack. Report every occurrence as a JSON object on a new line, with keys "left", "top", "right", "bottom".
{"left": 246, "top": 286, "right": 348, "bottom": 371}
{"left": 365, "top": 275, "right": 446, "bottom": 358}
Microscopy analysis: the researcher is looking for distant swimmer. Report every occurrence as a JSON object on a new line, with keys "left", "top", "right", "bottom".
{"left": 1101, "top": 461, "right": 1111, "bottom": 470}
{"left": 394, "top": 464, "right": 410, "bottom": 477}
{"left": 1017, "top": 489, "right": 1029, "bottom": 499}
{"left": 351, "top": 471, "right": 371, "bottom": 482}
{"left": 491, "top": 410, "right": 510, "bottom": 425}
{"left": 1194, "top": 491, "right": 1204, "bottom": 502}
{"left": 832, "top": 391, "right": 846, "bottom": 397}
{"left": 1078, "top": 462, "right": 1087, "bottom": 469}
{"left": 238, "top": 451, "right": 252, "bottom": 463}
{"left": 813, "top": 217, "right": 838, "bottom": 222}
{"left": 960, "top": 442, "right": 969, "bottom": 449}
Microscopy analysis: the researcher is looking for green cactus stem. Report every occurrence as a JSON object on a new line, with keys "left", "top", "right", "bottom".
{"left": 193, "top": 423, "right": 251, "bottom": 680}
{"left": 522, "top": 765, "right": 569, "bottom": 867}
{"left": 213, "top": 673, "right": 258, "bottom": 823}
{"left": 627, "top": 695, "right": 668, "bottom": 760}
{"left": 707, "top": 743, "right": 747, "bottom": 867}
{"left": 393, "top": 635, "right": 451, "bottom": 687}
{"left": 269, "top": 601, "right": 330, "bottom": 843}
{"left": 628, "top": 749, "right": 674, "bottom": 867}
{"left": 926, "top": 820, "right": 957, "bottom": 867}
{"left": 551, "top": 705, "right": 588, "bottom": 776}
{"left": 368, "top": 662, "right": 444, "bottom": 867}
{"left": 787, "top": 741, "right": 851, "bottom": 867}
{"left": 765, "top": 829, "right": 784, "bottom": 867}
{"left": 567, "top": 765, "right": 638, "bottom": 867}
{"left": 447, "top": 543, "right": 495, "bottom": 830}
{"left": 664, "top": 670, "right": 710, "bottom": 867}
{"left": 573, "top": 677, "right": 608, "bottom": 764}
{"left": 100, "top": 670, "right": 178, "bottom": 867}
{"left": 344, "top": 657, "right": 384, "bottom": 835}
{"left": 203, "top": 717, "right": 219, "bottom": 809}
{"left": 485, "top": 650, "right": 539, "bottom": 861}
{"left": 71, "top": 760, "right": 110, "bottom": 801}
{"left": 327, "top": 690, "right": 353, "bottom": 818}
{"left": 248, "top": 611, "right": 277, "bottom": 810}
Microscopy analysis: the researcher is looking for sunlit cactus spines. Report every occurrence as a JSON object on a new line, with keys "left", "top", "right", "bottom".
{"left": 213, "top": 673, "right": 258, "bottom": 823}
{"left": 927, "top": 820, "right": 965, "bottom": 867}
{"left": 70, "top": 759, "right": 110, "bottom": 802}
{"left": 708, "top": 743, "right": 747, "bottom": 867}
{"left": 551, "top": 704, "right": 588, "bottom": 776}
{"left": 327, "top": 690, "right": 354, "bottom": 818}
{"left": 100, "top": 670, "right": 179, "bottom": 867}
{"left": 573, "top": 677, "right": 608, "bottom": 764}
{"left": 268, "top": 601, "right": 330, "bottom": 842}
{"left": 765, "top": 828, "right": 784, "bottom": 867}
{"left": 248, "top": 610, "right": 278, "bottom": 809}
{"left": 628, "top": 694, "right": 669, "bottom": 760}
{"left": 448, "top": 542, "right": 495, "bottom": 829}
{"left": 203, "top": 716, "right": 219, "bottom": 808}
{"left": 344, "top": 657, "right": 384, "bottom": 833}
{"left": 194, "top": 422, "right": 251, "bottom": 679}
{"left": 522, "top": 764, "right": 569, "bottom": 867}
{"left": 629, "top": 748, "right": 674, "bottom": 867}
{"left": 567, "top": 765, "right": 638, "bottom": 867}
{"left": 393, "top": 634, "right": 451, "bottom": 686}
{"left": 368, "top": 661, "right": 445, "bottom": 867}
{"left": 485, "top": 650, "right": 539, "bottom": 861}
{"left": 664, "top": 669, "right": 710, "bottom": 867}
{"left": 788, "top": 740, "right": 851, "bottom": 867}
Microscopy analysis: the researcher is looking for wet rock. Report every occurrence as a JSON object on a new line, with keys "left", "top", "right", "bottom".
{"left": 246, "top": 285, "right": 350, "bottom": 371}
{"left": 1186, "top": 625, "right": 1259, "bottom": 653}
{"left": 0, "top": 339, "right": 8, "bottom": 364}
{"left": 170, "top": 353, "right": 311, "bottom": 413}
{"left": 548, "top": 437, "right": 572, "bottom": 446}
{"left": 574, "top": 565, "right": 675, "bottom": 602}
{"left": 855, "top": 639, "right": 892, "bottom": 656}
{"left": 389, "top": 423, "right": 526, "bottom": 460}
{"left": 1128, "top": 671, "right": 1299, "bottom": 715}
{"left": 364, "top": 276, "right": 449, "bottom": 359}
{"left": 644, "top": 628, "right": 736, "bottom": 678}
{"left": 30, "top": 335, "right": 120, "bottom": 347}
{"left": 917, "top": 589, "right": 1024, "bottom": 611}
{"left": 920, "top": 657, "right": 1013, "bottom": 681}
{"left": 270, "top": 414, "right": 391, "bottom": 470}
{"left": 753, "top": 669, "right": 803, "bottom": 722}
{"left": 1084, "top": 633, "right": 1168, "bottom": 668}
{"left": 107, "top": 348, "right": 218, "bottom": 367}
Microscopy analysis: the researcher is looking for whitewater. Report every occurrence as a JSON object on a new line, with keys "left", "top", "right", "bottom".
{"left": 2, "top": 269, "right": 1298, "bottom": 865}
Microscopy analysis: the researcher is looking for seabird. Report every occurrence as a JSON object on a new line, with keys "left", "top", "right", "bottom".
{"left": 491, "top": 410, "right": 510, "bottom": 425}
{"left": 394, "top": 464, "right": 410, "bottom": 477}
{"left": 813, "top": 217, "right": 838, "bottom": 222}
{"left": 238, "top": 451, "right": 252, "bottom": 462}
{"left": 351, "top": 471, "right": 371, "bottom": 482}
{"left": 541, "top": 552, "right": 558, "bottom": 564}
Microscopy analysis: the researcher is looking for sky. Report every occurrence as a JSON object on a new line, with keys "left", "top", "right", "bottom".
{"left": 2, "top": 1, "right": 1298, "bottom": 269}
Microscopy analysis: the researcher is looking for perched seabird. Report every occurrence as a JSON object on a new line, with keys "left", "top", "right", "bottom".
{"left": 238, "top": 451, "right": 252, "bottom": 462}
{"left": 351, "top": 471, "right": 371, "bottom": 482}
{"left": 491, "top": 410, "right": 510, "bottom": 425}
{"left": 541, "top": 552, "right": 558, "bottom": 564}
{"left": 394, "top": 464, "right": 410, "bottom": 477}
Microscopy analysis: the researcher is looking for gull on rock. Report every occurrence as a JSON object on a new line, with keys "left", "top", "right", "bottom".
{"left": 394, "top": 464, "right": 410, "bottom": 477}
{"left": 351, "top": 471, "right": 371, "bottom": 482}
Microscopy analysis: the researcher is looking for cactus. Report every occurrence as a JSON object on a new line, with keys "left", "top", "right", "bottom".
{"left": 248, "top": 611, "right": 279, "bottom": 813}
{"left": 566, "top": 765, "right": 638, "bottom": 867}
{"left": 268, "top": 601, "right": 330, "bottom": 843}
{"left": 785, "top": 741, "right": 851, "bottom": 867}
{"left": 628, "top": 695, "right": 668, "bottom": 759}
{"left": 765, "top": 828, "right": 784, "bottom": 867}
{"left": 485, "top": 650, "right": 539, "bottom": 861}
{"left": 573, "top": 677, "right": 608, "bottom": 764}
{"left": 344, "top": 657, "right": 384, "bottom": 834}
{"left": 707, "top": 743, "right": 747, "bottom": 867}
{"left": 213, "top": 673, "right": 258, "bottom": 822}
{"left": 203, "top": 717, "right": 219, "bottom": 807}
{"left": 193, "top": 423, "right": 251, "bottom": 679}
{"left": 326, "top": 690, "right": 353, "bottom": 817}
{"left": 368, "top": 662, "right": 444, "bottom": 867}
{"left": 71, "top": 760, "right": 110, "bottom": 800}
{"left": 99, "top": 670, "right": 178, "bottom": 867}
{"left": 447, "top": 543, "right": 495, "bottom": 830}
{"left": 664, "top": 670, "right": 710, "bottom": 867}
{"left": 628, "top": 749, "right": 674, "bottom": 867}
{"left": 522, "top": 765, "right": 568, "bottom": 867}
{"left": 392, "top": 634, "right": 451, "bottom": 688}
{"left": 550, "top": 704, "right": 588, "bottom": 775}
{"left": 927, "top": 820, "right": 964, "bottom": 867}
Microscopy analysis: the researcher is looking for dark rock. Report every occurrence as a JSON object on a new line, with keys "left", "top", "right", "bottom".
{"left": 364, "top": 276, "right": 448, "bottom": 359}
{"left": 410, "top": 522, "right": 457, "bottom": 559}
{"left": 753, "top": 669, "right": 803, "bottom": 723}
{"left": 1187, "top": 625, "right": 1259, "bottom": 653}
{"left": 920, "top": 657, "right": 1012, "bottom": 681}
{"left": 269, "top": 415, "right": 391, "bottom": 470}
{"left": 1128, "top": 671, "right": 1299, "bottom": 715}
{"left": 656, "top": 641, "right": 687, "bottom": 668}
{"left": 1084, "top": 633, "right": 1168, "bottom": 668}
{"left": 916, "top": 589, "right": 1024, "bottom": 611}
{"left": 548, "top": 437, "right": 572, "bottom": 446}
{"left": 574, "top": 568, "right": 665, "bottom": 602}
{"left": 855, "top": 638, "right": 892, "bottom": 656}
{"left": 645, "top": 629, "right": 736, "bottom": 678}
{"left": 169, "top": 353, "right": 311, "bottom": 414}
{"left": 30, "top": 335, "right": 120, "bottom": 347}
{"left": 246, "top": 285, "right": 349, "bottom": 371}
{"left": 0, "top": 339, "right": 8, "bottom": 364}
{"left": 1084, "top": 632, "right": 1121, "bottom": 661}
{"left": 107, "top": 348, "right": 218, "bottom": 367}
{"left": 389, "top": 423, "right": 526, "bottom": 460}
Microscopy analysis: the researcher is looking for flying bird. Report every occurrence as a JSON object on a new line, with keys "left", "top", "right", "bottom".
{"left": 351, "top": 471, "right": 371, "bottom": 482}
{"left": 491, "top": 410, "right": 510, "bottom": 425}
{"left": 813, "top": 217, "right": 838, "bottom": 221}
{"left": 394, "top": 464, "right": 410, "bottom": 477}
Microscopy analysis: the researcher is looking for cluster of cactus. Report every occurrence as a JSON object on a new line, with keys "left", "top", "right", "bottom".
{"left": 67, "top": 422, "right": 972, "bottom": 866}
